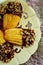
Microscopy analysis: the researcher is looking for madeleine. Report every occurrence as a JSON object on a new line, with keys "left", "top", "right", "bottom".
{"left": 3, "top": 14, "right": 20, "bottom": 30}
{"left": 0, "top": 30, "right": 5, "bottom": 45}
{"left": 5, "top": 28, "right": 22, "bottom": 46}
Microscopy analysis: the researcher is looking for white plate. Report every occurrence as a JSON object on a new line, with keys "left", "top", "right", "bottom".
{"left": 0, "top": 0, "right": 41, "bottom": 65}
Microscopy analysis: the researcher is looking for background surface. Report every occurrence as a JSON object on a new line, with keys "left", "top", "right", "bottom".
{"left": 21, "top": 0, "right": 43, "bottom": 65}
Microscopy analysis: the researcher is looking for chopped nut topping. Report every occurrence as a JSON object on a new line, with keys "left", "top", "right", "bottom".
{"left": 21, "top": 29, "right": 35, "bottom": 46}
{"left": 0, "top": 42, "right": 14, "bottom": 63}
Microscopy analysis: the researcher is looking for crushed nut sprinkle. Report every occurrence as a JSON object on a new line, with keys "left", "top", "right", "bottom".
{"left": 21, "top": 29, "right": 35, "bottom": 46}
{"left": 15, "top": 48, "right": 21, "bottom": 53}
{"left": 0, "top": 42, "right": 14, "bottom": 63}
{"left": 23, "top": 12, "right": 28, "bottom": 19}
{"left": 0, "top": 2, "right": 23, "bottom": 16}
{"left": 26, "top": 21, "right": 32, "bottom": 28}
{"left": 5, "top": 2, "right": 23, "bottom": 17}
{"left": 0, "top": 14, "right": 3, "bottom": 30}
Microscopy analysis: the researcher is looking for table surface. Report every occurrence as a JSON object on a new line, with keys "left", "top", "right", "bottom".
{"left": 21, "top": 0, "right": 43, "bottom": 65}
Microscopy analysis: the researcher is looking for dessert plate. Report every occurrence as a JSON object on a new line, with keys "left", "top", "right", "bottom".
{"left": 0, "top": 0, "right": 41, "bottom": 65}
